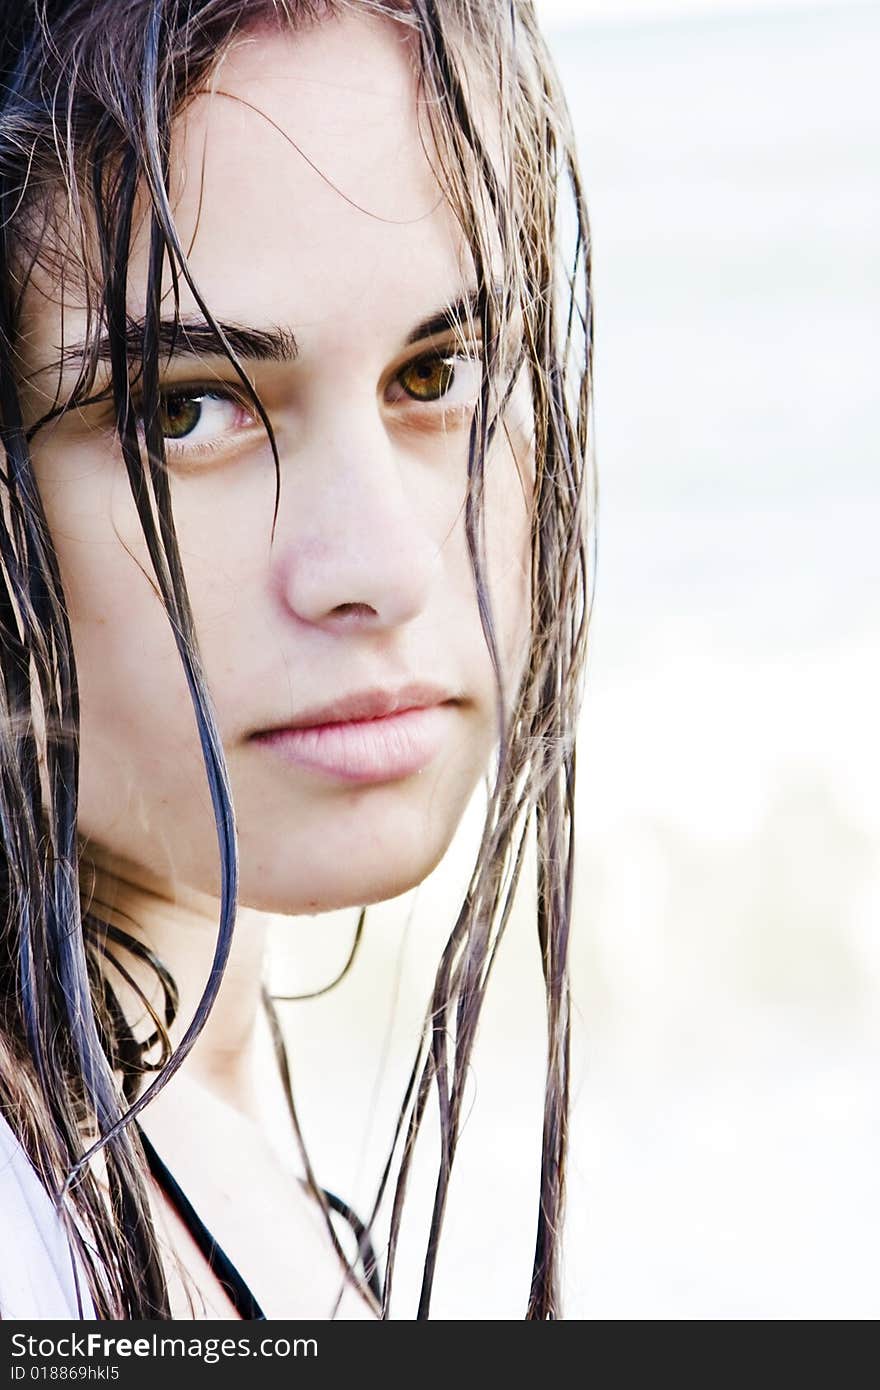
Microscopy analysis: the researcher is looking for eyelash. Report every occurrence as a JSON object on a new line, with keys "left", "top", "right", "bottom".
{"left": 131, "top": 344, "right": 484, "bottom": 464}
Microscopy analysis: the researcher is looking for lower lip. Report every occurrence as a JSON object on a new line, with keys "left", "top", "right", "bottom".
{"left": 251, "top": 705, "right": 453, "bottom": 783}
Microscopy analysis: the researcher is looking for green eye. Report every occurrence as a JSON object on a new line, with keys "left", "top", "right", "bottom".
{"left": 158, "top": 392, "right": 204, "bottom": 439}
{"left": 398, "top": 354, "right": 455, "bottom": 402}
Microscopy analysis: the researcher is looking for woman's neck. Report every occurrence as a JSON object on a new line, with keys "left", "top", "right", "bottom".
{"left": 79, "top": 843, "right": 270, "bottom": 1116}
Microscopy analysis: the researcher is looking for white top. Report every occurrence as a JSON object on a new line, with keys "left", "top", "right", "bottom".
{"left": 0, "top": 1112, "right": 97, "bottom": 1319}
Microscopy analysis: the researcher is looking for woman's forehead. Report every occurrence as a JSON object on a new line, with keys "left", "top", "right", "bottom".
{"left": 176, "top": 22, "right": 443, "bottom": 218}
{"left": 22, "top": 14, "right": 478, "bottom": 381}
{"left": 158, "top": 27, "right": 463, "bottom": 325}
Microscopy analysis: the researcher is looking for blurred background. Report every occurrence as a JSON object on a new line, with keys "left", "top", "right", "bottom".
{"left": 271, "top": 0, "right": 880, "bottom": 1318}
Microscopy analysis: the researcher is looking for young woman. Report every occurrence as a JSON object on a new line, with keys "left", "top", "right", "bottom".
{"left": 0, "top": 0, "right": 592, "bottom": 1320}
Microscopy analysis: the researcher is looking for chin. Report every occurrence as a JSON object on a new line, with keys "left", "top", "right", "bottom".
{"left": 236, "top": 833, "right": 454, "bottom": 916}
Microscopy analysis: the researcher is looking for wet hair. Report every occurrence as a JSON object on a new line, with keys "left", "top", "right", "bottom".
{"left": 0, "top": 0, "right": 593, "bottom": 1318}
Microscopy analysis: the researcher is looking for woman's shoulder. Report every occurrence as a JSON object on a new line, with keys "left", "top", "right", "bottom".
{"left": 0, "top": 1110, "right": 96, "bottom": 1320}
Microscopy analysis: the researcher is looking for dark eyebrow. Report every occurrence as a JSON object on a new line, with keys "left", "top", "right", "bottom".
{"left": 51, "top": 289, "right": 500, "bottom": 380}
{"left": 405, "top": 287, "right": 500, "bottom": 346}
{"left": 59, "top": 315, "right": 299, "bottom": 372}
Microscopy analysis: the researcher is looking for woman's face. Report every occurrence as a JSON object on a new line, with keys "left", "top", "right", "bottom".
{"left": 19, "top": 13, "right": 532, "bottom": 913}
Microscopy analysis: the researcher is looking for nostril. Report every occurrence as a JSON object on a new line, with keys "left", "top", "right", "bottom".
{"left": 331, "top": 602, "right": 378, "bottom": 620}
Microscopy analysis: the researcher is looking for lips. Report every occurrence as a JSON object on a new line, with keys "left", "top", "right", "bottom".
{"left": 252, "top": 683, "right": 457, "bottom": 735}
{"left": 249, "top": 683, "right": 460, "bottom": 783}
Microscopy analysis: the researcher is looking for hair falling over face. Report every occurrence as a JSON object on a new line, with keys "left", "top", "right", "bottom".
{"left": 0, "top": 0, "right": 594, "bottom": 1319}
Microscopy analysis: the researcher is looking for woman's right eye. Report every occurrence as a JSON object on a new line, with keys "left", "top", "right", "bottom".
{"left": 153, "top": 389, "right": 255, "bottom": 450}
{"left": 126, "top": 387, "right": 262, "bottom": 467}
{"left": 159, "top": 391, "right": 206, "bottom": 439}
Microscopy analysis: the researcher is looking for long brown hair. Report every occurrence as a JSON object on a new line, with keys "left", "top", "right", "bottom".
{"left": 0, "top": 0, "right": 593, "bottom": 1318}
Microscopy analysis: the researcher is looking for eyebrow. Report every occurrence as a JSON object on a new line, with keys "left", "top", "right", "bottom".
{"left": 57, "top": 316, "right": 299, "bottom": 371}
{"left": 52, "top": 287, "right": 498, "bottom": 380}
{"left": 405, "top": 288, "right": 494, "bottom": 346}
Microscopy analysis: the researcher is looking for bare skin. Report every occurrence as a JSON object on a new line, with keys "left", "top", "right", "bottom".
{"left": 18, "top": 10, "right": 532, "bottom": 1317}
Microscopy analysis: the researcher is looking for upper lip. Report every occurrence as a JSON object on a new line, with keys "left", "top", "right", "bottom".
{"left": 251, "top": 683, "right": 458, "bottom": 735}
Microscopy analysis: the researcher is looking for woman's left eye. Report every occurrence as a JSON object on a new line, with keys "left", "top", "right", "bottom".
{"left": 389, "top": 350, "right": 482, "bottom": 410}
{"left": 153, "top": 390, "right": 253, "bottom": 448}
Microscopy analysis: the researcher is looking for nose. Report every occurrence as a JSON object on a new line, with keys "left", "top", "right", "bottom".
{"left": 268, "top": 405, "right": 441, "bottom": 634}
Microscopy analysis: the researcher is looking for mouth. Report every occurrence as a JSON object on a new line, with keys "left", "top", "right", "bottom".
{"left": 249, "top": 683, "right": 461, "bottom": 784}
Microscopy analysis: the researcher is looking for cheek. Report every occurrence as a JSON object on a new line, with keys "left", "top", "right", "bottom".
{"left": 32, "top": 444, "right": 203, "bottom": 818}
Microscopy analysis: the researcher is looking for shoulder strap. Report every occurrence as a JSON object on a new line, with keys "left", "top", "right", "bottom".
{"left": 136, "top": 1124, "right": 266, "bottom": 1320}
